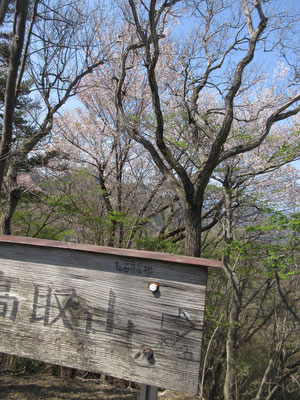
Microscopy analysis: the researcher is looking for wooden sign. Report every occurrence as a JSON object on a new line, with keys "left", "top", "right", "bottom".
{"left": 0, "top": 235, "right": 222, "bottom": 394}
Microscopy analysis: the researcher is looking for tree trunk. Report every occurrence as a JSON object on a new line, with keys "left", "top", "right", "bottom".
{"left": 0, "top": 0, "right": 9, "bottom": 25}
{"left": 223, "top": 270, "right": 241, "bottom": 400}
{"left": 0, "top": 164, "right": 23, "bottom": 235}
{"left": 0, "top": 187, "right": 22, "bottom": 234}
{"left": 207, "top": 352, "right": 226, "bottom": 400}
{"left": 255, "top": 333, "right": 284, "bottom": 400}
{"left": 0, "top": 0, "right": 29, "bottom": 190}
{"left": 184, "top": 203, "right": 202, "bottom": 257}
{"left": 223, "top": 170, "right": 241, "bottom": 400}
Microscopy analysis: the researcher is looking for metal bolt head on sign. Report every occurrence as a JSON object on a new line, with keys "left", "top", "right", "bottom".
{"left": 148, "top": 281, "right": 159, "bottom": 292}
{"left": 0, "top": 235, "right": 222, "bottom": 394}
{"left": 143, "top": 348, "right": 154, "bottom": 360}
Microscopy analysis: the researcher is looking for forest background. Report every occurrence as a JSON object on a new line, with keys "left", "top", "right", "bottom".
{"left": 0, "top": 0, "right": 299, "bottom": 399}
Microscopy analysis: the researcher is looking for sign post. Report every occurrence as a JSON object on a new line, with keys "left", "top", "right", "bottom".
{"left": 0, "top": 235, "right": 222, "bottom": 396}
{"left": 140, "top": 384, "right": 159, "bottom": 400}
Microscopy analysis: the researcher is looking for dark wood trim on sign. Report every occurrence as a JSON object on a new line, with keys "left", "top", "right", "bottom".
{"left": 0, "top": 235, "right": 222, "bottom": 269}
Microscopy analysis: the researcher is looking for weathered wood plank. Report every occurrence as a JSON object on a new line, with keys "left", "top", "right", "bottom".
{"left": 0, "top": 236, "right": 221, "bottom": 394}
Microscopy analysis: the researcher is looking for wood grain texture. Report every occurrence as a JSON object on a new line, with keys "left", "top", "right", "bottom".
{"left": 0, "top": 238, "right": 212, "bottom": 394}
